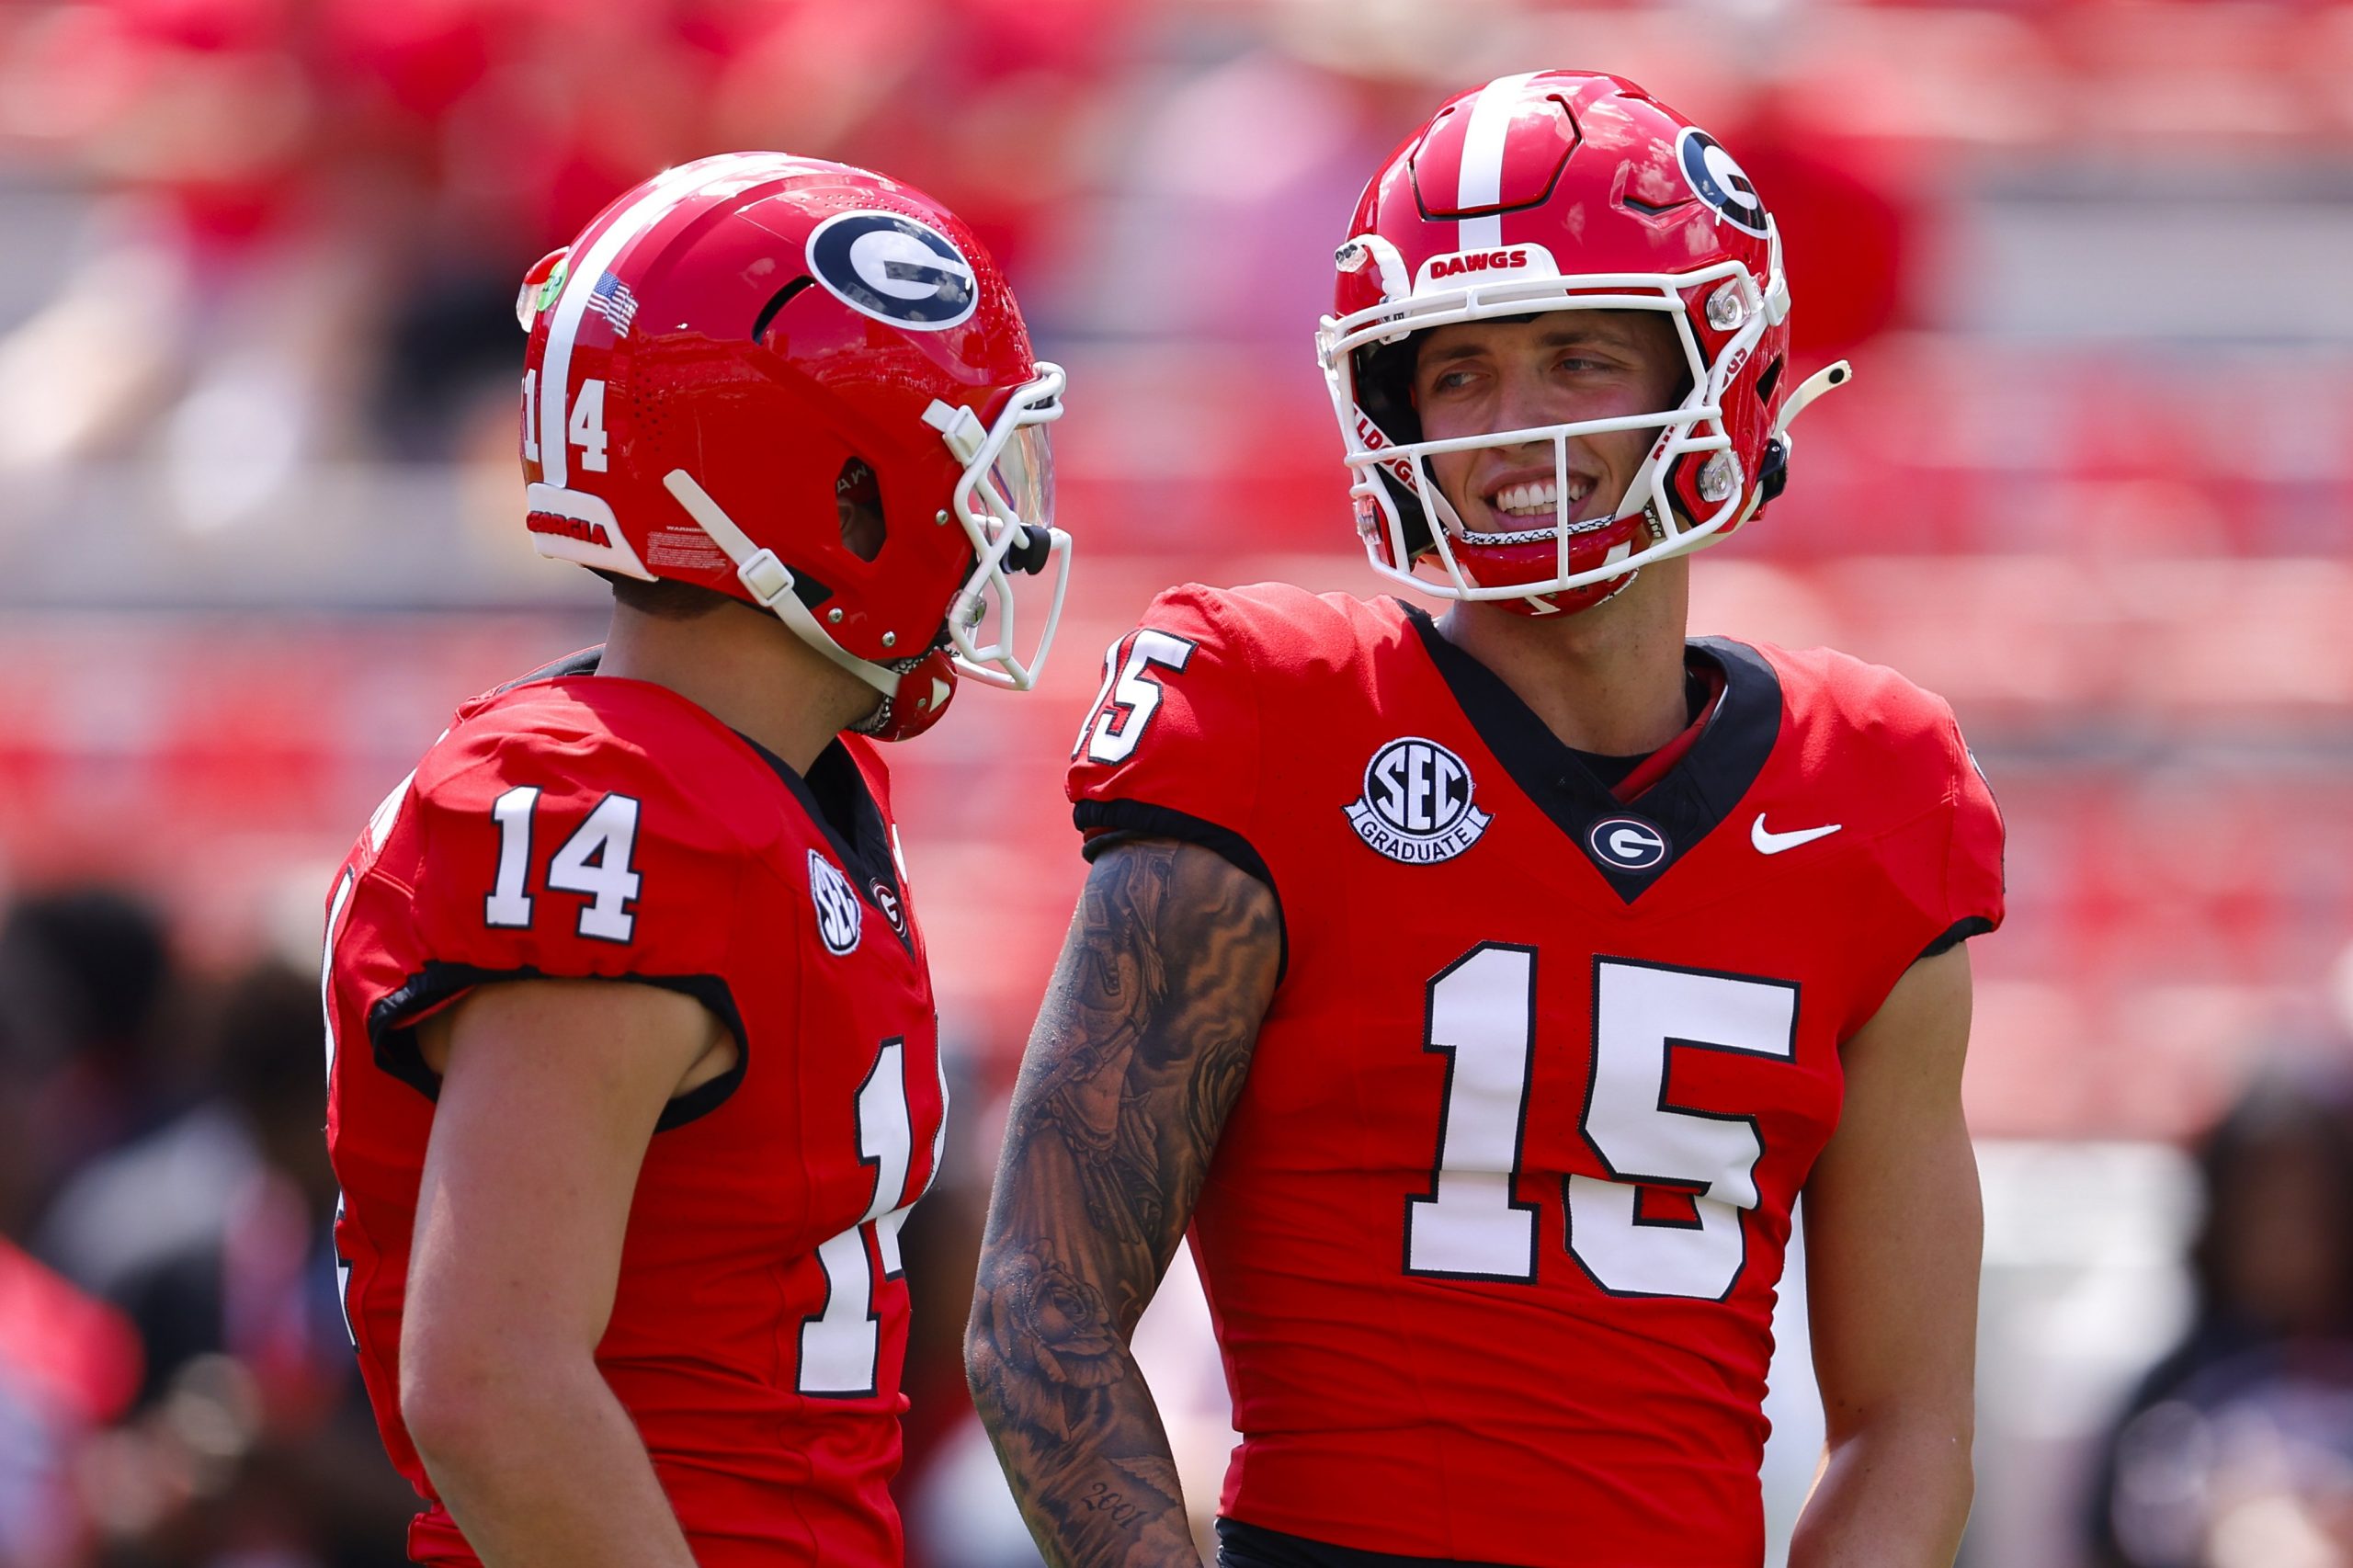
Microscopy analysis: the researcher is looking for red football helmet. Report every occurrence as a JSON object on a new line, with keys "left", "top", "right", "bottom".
{"left": 516, "top": 152, "right": 1068, "bottom": 739}
{"left": 1318, "top": 72, "right": 1849, "bottom": 615}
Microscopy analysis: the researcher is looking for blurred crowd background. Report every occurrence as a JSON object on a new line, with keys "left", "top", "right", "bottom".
{"left": 2, "top": 0, "right": 2351, "bottom": 1564}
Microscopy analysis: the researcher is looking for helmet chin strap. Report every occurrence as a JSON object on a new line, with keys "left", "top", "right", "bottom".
{"left": 660, "top": 469, "right": 903, "bottom": 699}
{"left": 1775, "top": 360, "right": 1851, "bottom": 437}
{"left": 844, "top": 644, "right": 957, "bottom": 741}
{"left": 663, "top": 469, "right": 957, "bottom": 740}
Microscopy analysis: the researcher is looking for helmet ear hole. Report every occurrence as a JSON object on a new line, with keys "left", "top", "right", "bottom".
{"left": 1755, "top": 355, "right": 1783, "bottom": 406}
{"left": 836, "top": 457, "right": 886, "bottom": 562}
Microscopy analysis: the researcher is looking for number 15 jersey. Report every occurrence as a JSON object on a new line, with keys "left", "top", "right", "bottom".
{"left": 1066, "top": 585, "right": 2005, "bottom": 1568}
{"left": 325, "top": 658, "right": 946, "bottom": 1567}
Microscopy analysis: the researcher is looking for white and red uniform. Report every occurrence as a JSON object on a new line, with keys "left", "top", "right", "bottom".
{"left": 325, "top": 654, "right": 946, "bottom": 1567}
{"left": 1068, "top": 585, "right": 2005, "bottom": 1568}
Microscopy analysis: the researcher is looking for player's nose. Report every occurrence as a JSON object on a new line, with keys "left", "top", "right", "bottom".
{"left": 1492, "top": 365, "right": 1563, "bottom": 442}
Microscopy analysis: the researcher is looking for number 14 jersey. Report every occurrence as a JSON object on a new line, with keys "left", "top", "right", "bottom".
{"left": 1066, "top": 585, "right": 2006, "bottom": 1568}
{"left": 324, "top": 659, "right": 945, "bottom": 1567}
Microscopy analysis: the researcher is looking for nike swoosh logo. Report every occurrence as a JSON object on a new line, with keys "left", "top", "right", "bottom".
{"left": 1752, "top": 814, "right": 1842, "bottom": 855}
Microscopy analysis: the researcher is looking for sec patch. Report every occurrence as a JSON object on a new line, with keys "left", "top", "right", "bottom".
{"left": 1345, "top": 737, "right": 1493, "bottom": 865}
{"left": 808, "top": 849, "right": 863, "bottom": 956}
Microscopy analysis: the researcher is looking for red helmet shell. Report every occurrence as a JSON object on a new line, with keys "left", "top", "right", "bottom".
{"left": 1324, "top": 73, "right": 1796, "bottom": 613}
{"left": 519, "top": 153, "right": 1043, "bottom": 669}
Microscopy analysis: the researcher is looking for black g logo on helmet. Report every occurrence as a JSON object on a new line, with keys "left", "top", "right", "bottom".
{"left": 1675, "top": 128, "right": 1770, "bottom": 239}
{"left": 806, "top": 210, "right": 979, "bottom": 331}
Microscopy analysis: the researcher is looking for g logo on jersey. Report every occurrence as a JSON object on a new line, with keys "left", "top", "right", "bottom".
{"left": 806, "top": 211, "right": 978, "bottom": 331}
{"left": 809, "top": 848, "right": 863, "bottom": 955}
{"left": 1675, "top": 128, "right": 1770, "bottom": 238}
{"left": 869, "top": 878, "right": 906, "bottom": 940}
{"left": 1588, "top": 815, "right": 1670, "bottom": 871}
{"left": 1346, "top": 737, "right": 1494, "bottom": 865}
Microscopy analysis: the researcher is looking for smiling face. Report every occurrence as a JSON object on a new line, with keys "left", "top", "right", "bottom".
{"left": 1410, "top": 311, "right": 1688, "bottom": 540}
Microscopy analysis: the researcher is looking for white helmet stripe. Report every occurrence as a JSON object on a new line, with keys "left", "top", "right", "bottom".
{"left": 539, "top": 153, "right": 801, "bottom": 488}
{"left": 1456, "top": 72, "right": 1538, "bottom": 253}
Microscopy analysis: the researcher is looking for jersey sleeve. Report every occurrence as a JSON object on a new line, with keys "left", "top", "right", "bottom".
{"left": 360, "top": 722, "right": 753, "bottom": 1103}
{"left": 1929, "top": 722, "right": 2006, "bottom": 955}
{"left": 1065, "top": 585, "right": 1270, "bottom": 886}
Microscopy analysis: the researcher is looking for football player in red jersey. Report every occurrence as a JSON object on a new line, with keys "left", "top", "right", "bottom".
{"left": 324, "top": 153, "right": 1068, "bottom": 1568}
{"left": 969, "top": 73, "right": 2001, "bottom": 1568}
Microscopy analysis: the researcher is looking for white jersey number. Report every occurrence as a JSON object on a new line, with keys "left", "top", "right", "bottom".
{"left": 484, "top": 788, "right": 642, "bottom": 943}
{"left": 1076, "top": 630, "right": 1196, "bottom": 765}
{"left": 800, "top": 1040, "right": 948, "bottom": 1397}
{"left": 1404, "top": 946, "right": 1798, "bottom": 1301}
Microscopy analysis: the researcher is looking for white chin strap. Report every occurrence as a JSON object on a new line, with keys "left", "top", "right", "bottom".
{"left": 1775, "top": 360, "right": 1850, "bottom": 439}
{"left": 660, "top": 469, "right": 904, "bottom": 698}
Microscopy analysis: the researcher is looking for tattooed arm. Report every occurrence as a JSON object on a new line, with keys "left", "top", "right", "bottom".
{"left": 966, "top": 838, "right": 1280, "bottom": 1567}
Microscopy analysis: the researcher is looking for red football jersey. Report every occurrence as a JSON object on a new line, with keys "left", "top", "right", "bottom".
{"left": 1067, "top": 586, "right": 2005, "bottom": 1567}
{"left": 324, "top": 655, "right": 947, "bottom": 1567}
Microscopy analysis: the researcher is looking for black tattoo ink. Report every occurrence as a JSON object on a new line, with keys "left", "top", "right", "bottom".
{"left": 967, "top": 840, "right": 1279, "bottom": 1567}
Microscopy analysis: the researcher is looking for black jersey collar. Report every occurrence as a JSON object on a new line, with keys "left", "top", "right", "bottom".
{"left": 1402, "top": 605, "right": 1781, "bottom": 903}
{"left": 736, "top": 733, "right": 912, "bottom": 949}
{"left": 494, "top": 643, "right": 605, "bottom": 694}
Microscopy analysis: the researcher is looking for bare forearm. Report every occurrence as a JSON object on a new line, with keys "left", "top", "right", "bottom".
{"left": 1789, "top": 1421, "right": 1973, "bottom": 1568}
{"left": 967, "top": 1314, "right": 1199, "bottom": 1567}
{"left": 411, "top": 1361, "right": 698, "bottom": 1568}
{"left": 968, "top": 842, "right": 1275, "bottom": 1567}
{"left": 1797, "top": 949, "right": 1981, "bottom": 1568}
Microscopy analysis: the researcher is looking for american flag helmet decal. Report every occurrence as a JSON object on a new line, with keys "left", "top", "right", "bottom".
{"left": 585, "top": 270, "right": 640, "bottom": 335}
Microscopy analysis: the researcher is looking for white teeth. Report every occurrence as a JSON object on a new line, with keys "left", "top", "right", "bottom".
{"left": 1490, "top": 478, "right": 1590, "bottom": 517}
{"left": 1496, "top": 481, "right": 1554, "bottom": 515}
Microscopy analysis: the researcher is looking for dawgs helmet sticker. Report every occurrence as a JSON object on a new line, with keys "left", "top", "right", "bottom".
{"left": 805, "top": 210, "right": 979, "bottom": 331}
{"left": 1675, "top": 128, "right": 1770, "bottom": 238}
{"left": 1346, "top": 737, "right": 1493, "bottom": 864}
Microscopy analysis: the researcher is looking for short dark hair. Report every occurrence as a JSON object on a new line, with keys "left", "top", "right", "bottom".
{"left": 595, "top": 570, "right": 738, "bottom": 621}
